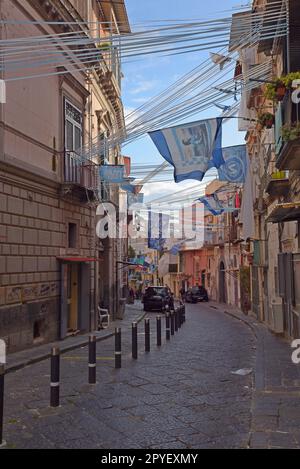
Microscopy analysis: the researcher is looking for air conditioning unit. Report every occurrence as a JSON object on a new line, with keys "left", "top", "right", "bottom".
{"left": 271, "top": 303, "right": 284, "bottom": 334}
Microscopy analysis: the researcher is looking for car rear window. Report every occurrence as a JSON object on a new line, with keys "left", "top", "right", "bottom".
{"left": 145, "top": 288, "right": 167, "bottom": 297}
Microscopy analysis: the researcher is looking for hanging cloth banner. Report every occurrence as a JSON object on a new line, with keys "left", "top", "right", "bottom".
{"left": 148, "top": 118, "right": 224, "bottom": 183}
{"left": 99, "top": 165, "right": 125, "bottom": 184}
{"left": 148, "top": 211, "right": 169, "bottom": 251}
{"left": 218, "top": 145, "right": 248, "bottom": 183}
{"left": 198, "top": 193, "right": 224, "bottom": 216}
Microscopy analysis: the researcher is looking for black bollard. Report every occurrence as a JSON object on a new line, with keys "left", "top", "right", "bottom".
{"left": 88, "top": 335, "right": 96, "bottom": 384}
{"left": 50, "top": 347, "right": 60, "bottom": 408}
{"left": 115, "top": 328, "right": 122, "bottom": 369}
{"left": 156, "top": 316, "right": 162, "bottom": 347}
{"left": 174, "top": 309, "right": 178, "bottom": 332}
{"left": 145, "top": 318, "right": 150, "bottom": 352}
{"left": 166, "top": 313, "right": 170, "bottom": 341}
{"left": 180, "top": 306, "right": 184, "bottom": 326}
{"left": 182, "top": 304, "right": 186, "bottom": 323}
{"left": 132, "top": 322, "right": 138, "bottom": 360}
{"left": 0, "top": 364, "right": 4, "bottom": 446}
{"left": 170, "top": 311, "right": 175, "bottom": 336}
{"left": 177, "top": 308, "right": 182, "bottom": 329}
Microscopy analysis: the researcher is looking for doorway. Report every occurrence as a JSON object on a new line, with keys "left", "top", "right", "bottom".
{"left": 67, "top": 263, "right": 79, "bottom": 331}
{"left": 219, "top": 261, "right": 226, "bottom": 303}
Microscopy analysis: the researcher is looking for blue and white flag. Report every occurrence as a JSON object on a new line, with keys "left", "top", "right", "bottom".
{"left": 128, "top": 193, "right": 144, "bottom": 207}
{"left": 99, "top": 165, "right": 125, "bottom": 184}
{"left": 198, "top": 194, "right": 224, "bottom": 216}
{"left": 149, "top": 118, "right": 224, "bottom": 183}
{"left": 170, "top": 244, "right": 181, "bottom": 255}
{"left": 218, "top": 145, "right": 247, "bottom": 183}
{"left": 148, "top": 212, "right": 169, "bottom": 251}
{"left": 121, "top": 183, "right": 136, "bottom": 193}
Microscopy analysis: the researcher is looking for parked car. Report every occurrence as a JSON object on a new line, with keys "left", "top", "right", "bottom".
{"left": 142, "top": 286, "right": 173, "bottom": 312}
{"left": 185, "top": 286, "right": 209, "bottom": 303}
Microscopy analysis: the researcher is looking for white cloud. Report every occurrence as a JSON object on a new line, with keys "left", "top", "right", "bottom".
{"left": 130, "top": 79, "right": 159, "bottom": 95}
{"left": 132, "top": 97, "right": 149, "bottom": 104}
{"left": 143, "top": 179, "right": 202, "bottom": 202}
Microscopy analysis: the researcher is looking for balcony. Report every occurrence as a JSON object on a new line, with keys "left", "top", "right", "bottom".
{"left": 275, "top": 93, "right": 300, "bottom": 171}
{"left": 62, "top": 151, "right": 98, "bottom": 201}
{"left": 266, "top": 169, "right": 290, "bottom": 198}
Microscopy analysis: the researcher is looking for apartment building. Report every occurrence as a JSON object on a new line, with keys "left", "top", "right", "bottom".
{"left": 237, "top": 0, "right": 300, "bottom": 337}
{"left": 0, "top": 0, "right": 130, "bottom": 351}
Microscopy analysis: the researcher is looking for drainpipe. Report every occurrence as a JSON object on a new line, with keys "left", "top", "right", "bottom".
{"left": 0, "top": 0, "right": 5, "bottom": 162}
{"left": 286, "top": 0, "right": 290, "bottom": 74}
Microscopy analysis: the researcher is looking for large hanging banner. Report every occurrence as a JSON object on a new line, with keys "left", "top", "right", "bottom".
{"left": 148, "top": 118, "right": 224, "bottom": 183}
{"left": 218, "top": 145, "right": 248, "bottom": 183}
{"left": 99, "top": 165, "right": 125, "bottom": 184}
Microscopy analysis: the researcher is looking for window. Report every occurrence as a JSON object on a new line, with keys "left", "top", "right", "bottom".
{"left": 65, "top": 100, "right": 83, "bottom": 152}
{"left": 68, "top": 223, "right": 77, "bottom": 249}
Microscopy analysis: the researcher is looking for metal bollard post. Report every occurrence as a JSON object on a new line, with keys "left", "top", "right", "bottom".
{"left": 174, "top": 309, "right": 178, "bottom": 332}
{"left": 0, "top": 364, "right": 4, "bottom": 446}
{"left": 115, "top": 328, "right": 122, "bottom": 369}
{"left": 180, "top": 306, "right": 184, "bottom": 326}
{"left": 170, "top": 311, "right": 175, "bottom": 336}
{"left": 50, "top": 347, "right": 60, "bottom": 408}
{"left": 166, "top": 313, "right": 170, "bottom": 341}
{"left": 145, "top": 318, "right": 150, "bottom": 352}
{"left": 132, "top": 322, "right": 138, "bottom": 360}
{"left": 178, "top": 308, "right": 182, "bottom": 329}
{"left": 88, "top": 335, "right": 96, "bottom": 384}
{"left": 156, "top": 316, "right": 162, "bottom": 347}
{"left": 182, "top": 304, "right": 186, "bottom": 323}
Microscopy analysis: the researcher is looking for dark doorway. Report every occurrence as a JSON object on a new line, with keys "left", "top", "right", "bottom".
{"left": 219, "top": 261, "right": 226, "bottom": 303}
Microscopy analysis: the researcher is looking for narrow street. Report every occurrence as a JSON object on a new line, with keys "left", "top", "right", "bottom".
{"left": 3, "top": 303, "right": 255, "bottom": 449}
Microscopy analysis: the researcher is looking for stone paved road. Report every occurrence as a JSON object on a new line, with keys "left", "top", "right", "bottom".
{"left": 2, "top": 303, "right": 256, "bottom": 449}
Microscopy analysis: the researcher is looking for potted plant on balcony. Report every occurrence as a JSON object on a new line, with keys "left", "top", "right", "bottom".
{"left": 281, "top": 122, "right": 300, "bottom": 141}
{"left": 265, "top": 79, "right": 286, "bottom": 102}
{"left": 281, "top": 71, "right": 300, "bottom": 90}
{"left": 264, "top": 72, "right": 300, "bottom": 103}
{"left": 258, "top": 112, "right": 275, "bottom": 129}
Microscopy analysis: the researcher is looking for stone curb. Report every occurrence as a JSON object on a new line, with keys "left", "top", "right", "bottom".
{"left": 209, "top": 303, "right": 258, "bottom": 339}
{"left": 6, "top": 308, "right": 146, "bottom": 375}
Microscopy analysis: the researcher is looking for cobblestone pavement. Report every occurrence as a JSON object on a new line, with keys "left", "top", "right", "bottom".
{"left": 2, "top": 303, "right": 256, "bottom": 449}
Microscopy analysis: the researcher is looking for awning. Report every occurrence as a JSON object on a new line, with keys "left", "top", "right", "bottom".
{"left": 266, "top": 202, "right": 300, "bottom": 223}
{"left": 57, "top": 257, "right": 103, "bottom": 262}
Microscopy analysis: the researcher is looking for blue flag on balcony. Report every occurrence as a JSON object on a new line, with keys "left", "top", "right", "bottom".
{"left": 148, "top": 118, "right": 224, "bottom": 183}
{"left": 218, "top": 145, "right": 248, "bottom": 183}
{"left": 99, "top": 165, "right": 125, "bottom": 184}
{"left": 198, "top": 194, "right": 224, "bottom": 216}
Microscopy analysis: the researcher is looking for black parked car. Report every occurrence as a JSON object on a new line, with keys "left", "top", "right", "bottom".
{"left": 142, "top": 286, "right": 173, "bottom": 312}
{"left": 185, "top": 286, "right": 209, "bottom": 303}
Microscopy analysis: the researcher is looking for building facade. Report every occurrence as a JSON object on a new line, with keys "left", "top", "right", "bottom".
{"left": 237, "top": 0, "right": 300, "bottom": 337}
{"left": 0, "top": 0, "right": 130, "bottom": 351}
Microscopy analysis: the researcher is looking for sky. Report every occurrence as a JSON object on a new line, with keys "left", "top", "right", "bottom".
{"left": 121, "top": 0, "right": 248, "bottom": 201}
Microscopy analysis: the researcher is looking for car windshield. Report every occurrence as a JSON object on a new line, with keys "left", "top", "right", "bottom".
{"left": 145, "top": 287, "right": 167, "bottom": 297}
{"left": 192, "top": 286, "right": 205, "bottom": 293}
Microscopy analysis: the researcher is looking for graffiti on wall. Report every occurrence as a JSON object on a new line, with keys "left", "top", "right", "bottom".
{"left": 5, "top": 282, "right": 59, "bottom": 305}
